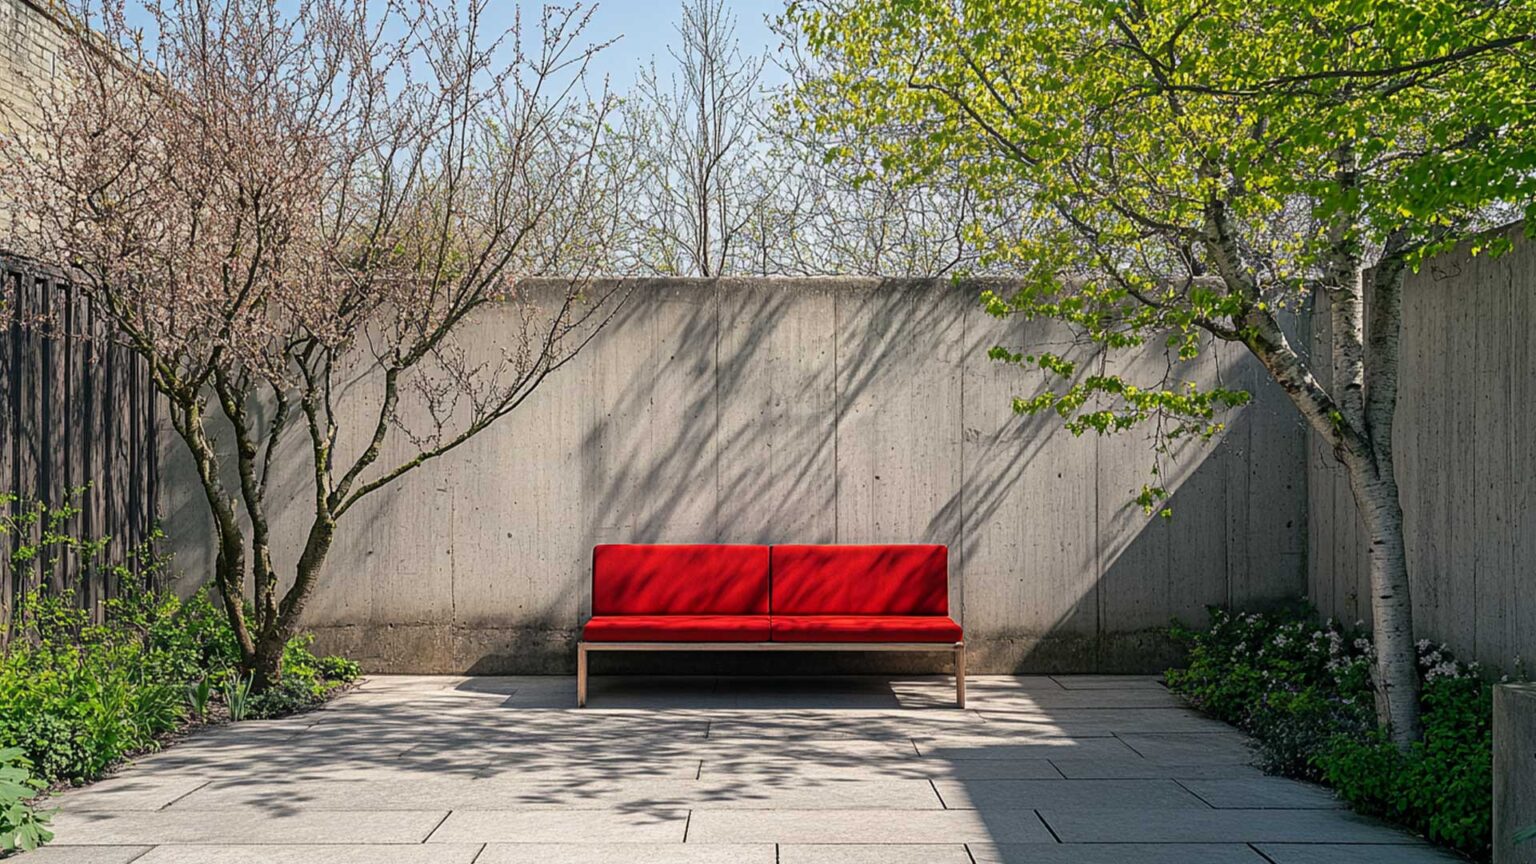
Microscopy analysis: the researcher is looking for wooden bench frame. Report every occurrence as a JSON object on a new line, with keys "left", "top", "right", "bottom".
{"left": 576, "top": 641, "right": 966, "bottom": 708}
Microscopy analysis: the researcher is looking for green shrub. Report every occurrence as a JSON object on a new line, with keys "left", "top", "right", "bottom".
{"left": 1167, "top": 607, "right": 1501, "bottom": 860}
{"left": 317, "top": 655, "right": 361, "bottom": 684}
{"left": 1320, "top": 657, "right": 1493, "bottom": 856}
{"left": 0, "top": 602, "right": 186, "bottom": 783}
{"left": 246, "top": 676, "right": 323, "bottom": 719}
{"left": 243, "top": 637, "right": 361, "bottom": 719}
{"left": 185, "top": 676, "right": 214, "bottom": 722}
{"left": 221, "top": 673, "right": 254, "bottom": 722}
{"left": 0, "top": 747, "right": 54, "bottom": 854}
{"left": 0, "top": 494, "right": 357, "bottom": 793}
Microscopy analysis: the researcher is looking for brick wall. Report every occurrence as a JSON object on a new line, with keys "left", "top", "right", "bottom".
{"left": 0, "top": 0, "right": 69, "bottom": 246}
{"left": 0, "top": 0, "right": 69, "bottom": 136}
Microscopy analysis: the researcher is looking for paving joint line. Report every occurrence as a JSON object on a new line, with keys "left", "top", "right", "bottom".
{"left": 468, "top": 842, "right": 488, "bottom": 863}
{"left": 963, "top": 842, "right": 978, "bottom": 864}
{"left": 421, "top": 810, "right": 453, "bottom": 843}
{"left": 1113, "top": 732, "right": 1148, "bottom": 758}
{"left": 157, "top": 779, "right": 212, "bottom": 810}
{"left": 1034, "top": 809, "right": 1063, "bottom": 844}
{"left": 1172, "top": 777, "right": 1218, "bottom": 809}
{"left": 928, "top": 778, "right": 948, "bottom": 809}
{"left": 1248, "top": 842, "right": 1280, "bottom": 863}
{"left": 682, "top": 808, "right": 693, "bottom": 842}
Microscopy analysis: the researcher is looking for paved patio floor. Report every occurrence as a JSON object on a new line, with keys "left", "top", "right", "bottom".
{"left": 30, "top": 674, "right": 1459, "bottom": 863}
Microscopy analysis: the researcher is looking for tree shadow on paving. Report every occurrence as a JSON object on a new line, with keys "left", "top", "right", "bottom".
{"left": 59, "top": 673, "right": 1434, "bottom": 859}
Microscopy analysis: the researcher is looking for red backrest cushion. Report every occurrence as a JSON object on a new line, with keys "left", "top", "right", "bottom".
{"left": 770, "top": 545, "right": 949, "bottom": 615}
{"left": 592, "top": 544, "right": 770, "bottom": 615}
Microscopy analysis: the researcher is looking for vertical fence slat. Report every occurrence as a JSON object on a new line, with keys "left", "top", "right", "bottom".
{"left": 0, "top": 253, "right": 158, "bottom": 630}
{"left": 1, "top": 268, "right": 15, "bottom": 620}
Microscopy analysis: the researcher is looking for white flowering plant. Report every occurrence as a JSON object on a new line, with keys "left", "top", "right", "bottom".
{"left": 1167, "top": 606, "right": 1509, "bottom": 859}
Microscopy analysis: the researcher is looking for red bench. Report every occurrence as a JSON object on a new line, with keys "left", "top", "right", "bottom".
{"left": 577, "top": 543, "right": 965, "bottom": 707}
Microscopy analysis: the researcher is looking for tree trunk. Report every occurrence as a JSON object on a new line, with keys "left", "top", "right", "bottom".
{"left": 249, "top": 630, "right": 286, "bottom": 692}
{"left": 168, "top": 399, "right": 257, "bottom": 664}
{"left": 1345, "top": 456, "right": 1423, "bottom": 744}
{"left": 1239, "top": 301, "right": 1422, "bottom": 746}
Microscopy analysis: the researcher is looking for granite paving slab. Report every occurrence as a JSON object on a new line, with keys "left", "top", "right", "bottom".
{"left": 1180, "top": 777, "right": 1347, "bottom": 809}
{"left": 473, "top": 843, "right": 775, "bottom": 863}
{"left": 1049, "top": 675, "right": 1167, "bottom": 690}
{"left": 779, "top": 843, "right": 974, "bottom": 863}
{"left": 14, "top": 848, "right": 152, "bottom": 864}
{"left": 914, "top": 735, "right": 1142, "bottom": 760}
{"left": 684, "top": 808, "right": 1058, "bottom": 844}
{"left": 132, "top": 845, "right": 484, "bottom": 863}
{"left": 425, "top": 808, "right": 690, "bottom": 843}
{"left": 933, "top": 778, "right": 1208, "bottom": 810}
{"left": 969, "top": 842, "right": 1267, "bottom": 863}
{"left": 46, "top": 808, "right": 448, "bottom": 845}
{"left": 1117, "top": 731, "right": 1258, "bottom": 764}
{"left": 170, "top": 777, "right": 943, "bottom": 811}
{"left": 33, "top": 675, "right": 1452, "bottom": 864}
{"left": 1253, "top": 843, "right": 1468, "bottom": 863}
{"left": 1038, "top": 807, "right": 1421, "bottom": 844}
{"left": 698, "top": 756, "right": 1064, "bottom": 781}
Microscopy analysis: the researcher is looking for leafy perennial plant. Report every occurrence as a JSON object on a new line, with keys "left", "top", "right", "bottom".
{"left": 1167, "top": 607, "right": 1504, "bottom": 859}
{"left": 0, "top": 748, "right": 52, "bottom": 854}
{"left": 0, "top": 495, "right": 361, "bottom": 853}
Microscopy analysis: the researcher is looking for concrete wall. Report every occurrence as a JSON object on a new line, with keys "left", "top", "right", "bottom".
{"left": 159, "top": 277, "right": 1309, "bottom": 674}
{"left": 1308, "top": 225, "right": 1536, "bottom": 672}
{"left": 1495, "top": 683, "right": 1536, "bottom": 864}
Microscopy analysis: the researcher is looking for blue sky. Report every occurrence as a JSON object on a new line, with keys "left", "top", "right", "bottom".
{"left": 120, "top": 1, "right": 791, "bottom": 92}
{"left": 574, "top": 1, "right": 788, "bottom": 90}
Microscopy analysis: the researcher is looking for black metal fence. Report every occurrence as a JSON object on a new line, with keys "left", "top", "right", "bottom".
{"left": 1, "top": 251, "right": 160, "bottom": 622}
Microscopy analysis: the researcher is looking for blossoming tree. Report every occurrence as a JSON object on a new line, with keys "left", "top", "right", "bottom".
{"left": 1, "top": 0, "right": 629, "bottom": 688}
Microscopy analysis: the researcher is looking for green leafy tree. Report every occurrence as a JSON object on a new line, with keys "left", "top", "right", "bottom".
{"left": 787, "top": 0, "right": 1536, "bottom": 744}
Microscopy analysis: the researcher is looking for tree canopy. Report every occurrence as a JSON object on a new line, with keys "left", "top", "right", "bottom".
{"left": 789, "top": 0, "right": 1535, "bottom": 483}
{"left": 787, "top": 0, "right": 1536, "bottom": 744}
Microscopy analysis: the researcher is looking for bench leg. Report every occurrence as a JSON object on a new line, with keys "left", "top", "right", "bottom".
{"left": 577, "top": 643, "right": 588, "bottom": 708}
{"left": 955, "top": 643, "right": 966, "bottom": 708}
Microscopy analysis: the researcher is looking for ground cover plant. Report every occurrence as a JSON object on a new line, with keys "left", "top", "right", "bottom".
{"left": 0, "top": 748, "right": 52, "bottom": 855}
{"left": 0, "top": 494, "right": 360, "bottom": 856}
{"left": 1167, "top": 607, "right": 1503, "bottom": 859}
{"left": 0, "top": 586, "right": 360, "bottom": 786}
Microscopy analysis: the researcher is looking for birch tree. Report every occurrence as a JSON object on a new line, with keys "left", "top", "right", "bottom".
{"left": 1, "top": 0, "right": 629, "bottom": 688}
{"left": 788, "top": 0, "right": 1536, "bottom": 744}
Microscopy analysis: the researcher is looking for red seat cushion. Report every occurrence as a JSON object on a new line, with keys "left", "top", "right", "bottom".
{"left": 583, "top": 615, "right": 770, "bottom": 642}
{"left": 771, "top": 615, "right": 962, "bottom": 643}
{"left": 770, "top": 545, "right": 949, "bottom": 615}
{"left": 592, "top": 544, "right": 769, "bottom": 615}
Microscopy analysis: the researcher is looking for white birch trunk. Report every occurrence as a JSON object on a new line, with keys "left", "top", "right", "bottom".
{"left": 1237, "top": 266, "right": 1422, "bottom": 746}
{"left": 1347, "top": 457, "right": 1423, "bottom": 742}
